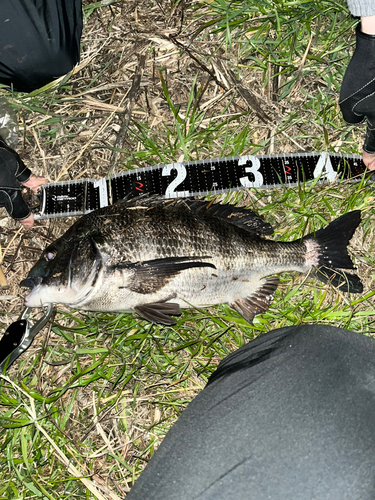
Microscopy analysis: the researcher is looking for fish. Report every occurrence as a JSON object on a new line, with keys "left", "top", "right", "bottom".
{"left": 20, "top": 198, "right": 363, "bottom": 325}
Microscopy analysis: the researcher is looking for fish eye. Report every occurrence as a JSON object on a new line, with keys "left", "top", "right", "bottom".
{"left": 44, "top": 249, "right": 57, "bottom": 261}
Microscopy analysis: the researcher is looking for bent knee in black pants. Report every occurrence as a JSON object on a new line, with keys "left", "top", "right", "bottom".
{"left": 0, "top": 0, "right": 82, "bottom": 92}
{"left": 127, "top": 324, "right": 375, "bottom": 500}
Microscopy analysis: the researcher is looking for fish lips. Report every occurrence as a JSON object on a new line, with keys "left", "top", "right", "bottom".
{"left": 20, "top": 276, "right": 46, "bottom": 307}
{"left": 21, "top": 276, "right": 61, "bottom": 307}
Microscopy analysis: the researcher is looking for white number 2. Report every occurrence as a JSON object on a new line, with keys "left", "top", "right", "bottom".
{"left": 239, "top": 156, "right": 263, "bottom": 188}
{"left": 162, "top": 163, "right": 189, "bottom": 198}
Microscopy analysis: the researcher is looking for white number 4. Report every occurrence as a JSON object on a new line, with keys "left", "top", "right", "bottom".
{"left": 313, "top": 153, "right": 337, "bottom": 182}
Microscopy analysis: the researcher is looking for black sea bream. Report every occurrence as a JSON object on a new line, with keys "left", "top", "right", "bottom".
{"left": 20, "top": 199, "right": 363, "bottom": 325}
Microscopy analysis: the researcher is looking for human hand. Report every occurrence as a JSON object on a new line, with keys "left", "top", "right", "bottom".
{"left": 0, "top": 137, "right": 48, "bottom": 229}
{"left": 339, "top": 20, "right": 375, "bottom": 168}
{"left": 362, "top": 151, "right": 375, "bottom": 170}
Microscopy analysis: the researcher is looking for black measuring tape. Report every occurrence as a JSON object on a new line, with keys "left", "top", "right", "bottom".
{"left": 33, "top": 152, "right": 369, "bottom": 219}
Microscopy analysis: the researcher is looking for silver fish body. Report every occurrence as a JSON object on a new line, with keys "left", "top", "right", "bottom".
{"left": 21, "top": 199, "right": 363, "bottom": 324}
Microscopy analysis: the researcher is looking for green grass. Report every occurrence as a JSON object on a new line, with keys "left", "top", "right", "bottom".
{"left": 1, "top": 0, "right": 375, "bottom": 498}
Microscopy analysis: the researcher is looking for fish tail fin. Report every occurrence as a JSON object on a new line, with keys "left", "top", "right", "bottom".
{"left": 303, "top": 210, "right": 363, "bottom": 293}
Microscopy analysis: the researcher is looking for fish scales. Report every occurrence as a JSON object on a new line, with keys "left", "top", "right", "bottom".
{"left": 92, "top": 203, "right": 305, "bottom": 271}
{"left": 20, "top": 199, "right": 363, "bottom": 325}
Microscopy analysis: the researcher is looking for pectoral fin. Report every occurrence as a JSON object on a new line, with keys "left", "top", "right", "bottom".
{"left": 231, "top": 276, "right": 279, "bottom": 323}
{"left": 134, "top": 301, "right": 182, "bottom": 325}
{"left": 115, "top": 256, "right": 216, "bottom": 294}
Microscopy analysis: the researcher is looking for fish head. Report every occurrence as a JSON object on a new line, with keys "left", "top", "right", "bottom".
{"left": 21, "top": 228, "right": 105, "bottom": 308}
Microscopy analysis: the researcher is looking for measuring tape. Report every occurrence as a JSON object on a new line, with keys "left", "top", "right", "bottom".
{"left": 33, "top": 152, "right": 369, "bottom": 219}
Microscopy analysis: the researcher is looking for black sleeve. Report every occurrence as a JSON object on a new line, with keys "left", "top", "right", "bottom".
{"left": 0, "top": 137, "right": 31, "bottom": 186}
{"left": 0, "top": 137, "right": 32, "bottom": 220}
{"left": 340, "top": 24, "right": 375, "bottom": 153}
{"left": 0, "top": 0, "right": 83, "bottom": 93}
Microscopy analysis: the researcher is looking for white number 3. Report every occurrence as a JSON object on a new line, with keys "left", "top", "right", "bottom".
{"left": 239, "top": 156, "right": 264, "bottom": 188}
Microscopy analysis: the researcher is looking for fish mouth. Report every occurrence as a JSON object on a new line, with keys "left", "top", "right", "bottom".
{"left": 21, "top": 277, "right": 46, "bottom": 307}
{"left": 21, "top": 276, "right": 69, "bottom": 308}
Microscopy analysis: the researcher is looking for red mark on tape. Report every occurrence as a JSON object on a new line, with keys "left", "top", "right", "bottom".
{"left": 135, "top": 182, "right": 144, "bottom": 192}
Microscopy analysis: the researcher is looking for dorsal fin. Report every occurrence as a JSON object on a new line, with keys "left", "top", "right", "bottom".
{"left": 184, "top": 200, "right": 274, "bottom": 236}
{"left": 118, "top": 196, "right": 274, "bottom": 236}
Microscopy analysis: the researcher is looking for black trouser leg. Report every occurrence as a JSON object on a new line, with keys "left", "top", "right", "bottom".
{"left": 127, "top": 325, "right": 375, "bottom": 500}
{"left": 0, "top": 0, "right": 82, "bottom": 92}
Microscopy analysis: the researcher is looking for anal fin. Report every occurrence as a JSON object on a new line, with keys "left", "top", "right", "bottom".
{"left": 134, "top": 301, "right": 182, "bottom": 325}
{"left": 231, "top": 277, "right": 279, "bottom": 324}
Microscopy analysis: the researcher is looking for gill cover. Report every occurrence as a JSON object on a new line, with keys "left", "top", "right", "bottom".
{"left": 67, "top": 236, "right": 105, "bottom": 306}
